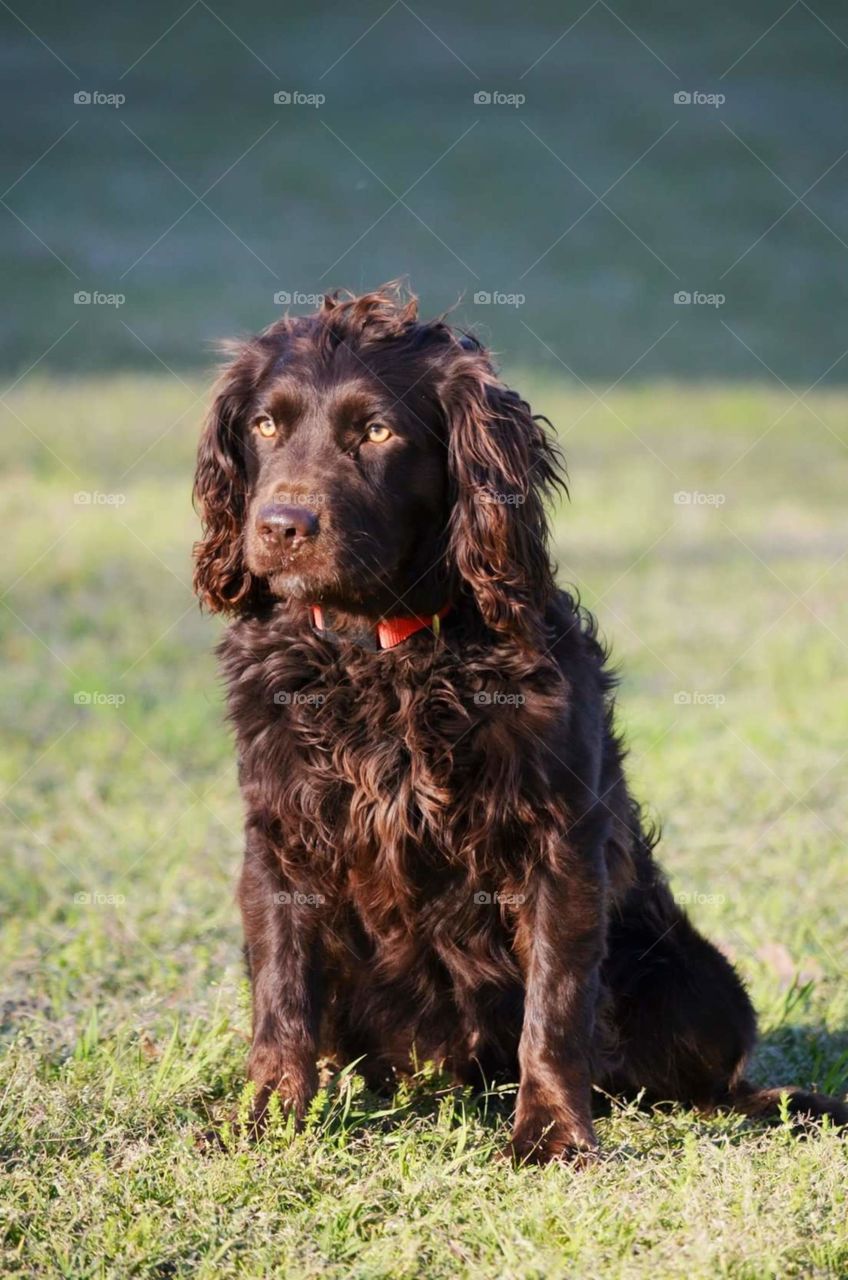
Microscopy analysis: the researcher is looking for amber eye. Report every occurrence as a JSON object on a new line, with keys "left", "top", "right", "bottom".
{"left": 255, "top": 417, "right": 277, "bottom": 439}
{"left": 365, "top": 423, "right": 392, "bottom": 444}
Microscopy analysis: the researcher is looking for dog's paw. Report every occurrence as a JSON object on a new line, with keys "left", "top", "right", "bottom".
{"left": 247, "top": 1083, "right": 314, "bottom": 1138}
{"left": 247, "top": 1045, "right": 318, "bottom": 1133}
{"left": 509, "top": 1110, "right": 599, "bottom": 1167}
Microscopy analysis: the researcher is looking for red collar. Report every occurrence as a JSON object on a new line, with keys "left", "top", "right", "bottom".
{"left": 310, "top": 604, "right": 451, "bottom": 650}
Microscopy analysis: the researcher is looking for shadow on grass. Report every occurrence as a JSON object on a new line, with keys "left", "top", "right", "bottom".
{"left": 195, "top": 1028, "right": 848, "bottom": 1166}
{"left": 196, "top": 1060, "right": 517, "bottom": 1159}
{"left": 755, "top": 1023, "right": 848, "bottom": 1100}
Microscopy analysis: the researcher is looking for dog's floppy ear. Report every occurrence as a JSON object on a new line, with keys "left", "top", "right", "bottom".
{"left": 193, "top": 345, "right": 263, "bottom": 614}
{"left": 441, "top": 349, "right": 564, "bottom": 648}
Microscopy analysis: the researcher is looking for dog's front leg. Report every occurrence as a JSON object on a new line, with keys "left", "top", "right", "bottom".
{"left": 239, "top": 833, "right": 322, "bottom": 1130}
{"left": 512, "top": 858, "right": 605, "bottom": 1164}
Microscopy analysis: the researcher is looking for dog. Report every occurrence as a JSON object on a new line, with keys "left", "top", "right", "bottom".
{"left": 193, "top": 283, "right": 846, "bottom": 1162}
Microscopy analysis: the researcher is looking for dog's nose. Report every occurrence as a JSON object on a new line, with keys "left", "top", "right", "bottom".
{"left": 257, "top": 504, "right": 319, "bottom": 546}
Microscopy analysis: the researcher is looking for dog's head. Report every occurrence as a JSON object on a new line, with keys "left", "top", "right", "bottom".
{"left": 193, "top": 283, "right": 563, "bottom": 646}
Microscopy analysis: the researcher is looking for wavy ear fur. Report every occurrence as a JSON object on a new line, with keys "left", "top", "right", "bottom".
{"left": 193, "top": 345, "right": 266, "bottom": 614}
{"left": 442, "top": 353, "right": 565, "bottom": 649}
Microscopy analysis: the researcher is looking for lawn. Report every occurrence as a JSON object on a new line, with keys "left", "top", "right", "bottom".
{"left": 3, "top": 0, "right": 848, "bottom": 382}
{"left": 1, "top": 372, "right": 847, "bottom": 1278}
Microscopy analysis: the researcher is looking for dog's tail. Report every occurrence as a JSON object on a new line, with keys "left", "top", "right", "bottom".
{"left": 728, "top": 1078, "right": 848, "bottom": 1126}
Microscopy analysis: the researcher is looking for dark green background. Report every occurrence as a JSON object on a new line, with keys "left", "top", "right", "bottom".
{"left": 3, "top": 0, "right": 848, "bottom": 380}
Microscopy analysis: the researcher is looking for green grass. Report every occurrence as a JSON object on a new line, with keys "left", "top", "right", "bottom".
{"left": 2, "top": 373, "right": 848, "bottom": 1277}
{"left": 4, "top": 0, "right": 848, "bottom": 380}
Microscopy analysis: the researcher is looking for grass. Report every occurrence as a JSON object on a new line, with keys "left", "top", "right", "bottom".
{"left": 2, "top": 371, "right": 848, "bottom": 1277}
{"left": 4, "top": 0, "right": 848, "bottom": 380}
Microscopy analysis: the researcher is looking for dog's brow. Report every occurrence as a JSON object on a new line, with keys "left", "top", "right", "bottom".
{"left": 263, "top": 382, "right": 307, "bottom": 420}
{"left": 328, "top": 383, "right": 386, "bottom": 420}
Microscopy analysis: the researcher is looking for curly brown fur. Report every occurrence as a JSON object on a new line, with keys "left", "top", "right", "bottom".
{"left": 194, "top": 282, "right": 847, "bottom": 1162}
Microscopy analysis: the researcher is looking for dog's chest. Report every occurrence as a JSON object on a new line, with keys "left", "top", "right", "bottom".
{"left": 232, "top": 635, "right": 567, "bottom": 888}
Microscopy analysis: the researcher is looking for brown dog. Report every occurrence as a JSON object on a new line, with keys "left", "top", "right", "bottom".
{"left": 193, "top": 284, "right": 846, "bottom": 1161}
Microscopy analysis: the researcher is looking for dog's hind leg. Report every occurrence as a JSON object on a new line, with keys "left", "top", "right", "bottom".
{"left": 601, "top": 875, "right": 848, "bottom": 1126}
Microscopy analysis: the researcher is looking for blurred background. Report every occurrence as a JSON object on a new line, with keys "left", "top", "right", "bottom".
{"left": 3, "top": 0, "right": 848, "bottom": 380}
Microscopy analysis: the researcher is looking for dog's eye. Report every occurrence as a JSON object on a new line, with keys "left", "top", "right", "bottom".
{"left": 365, "top": 423, "right": 392, "bottom": 444}
{"left": 254, "top": 417, "right": 277, "bottom": 439}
